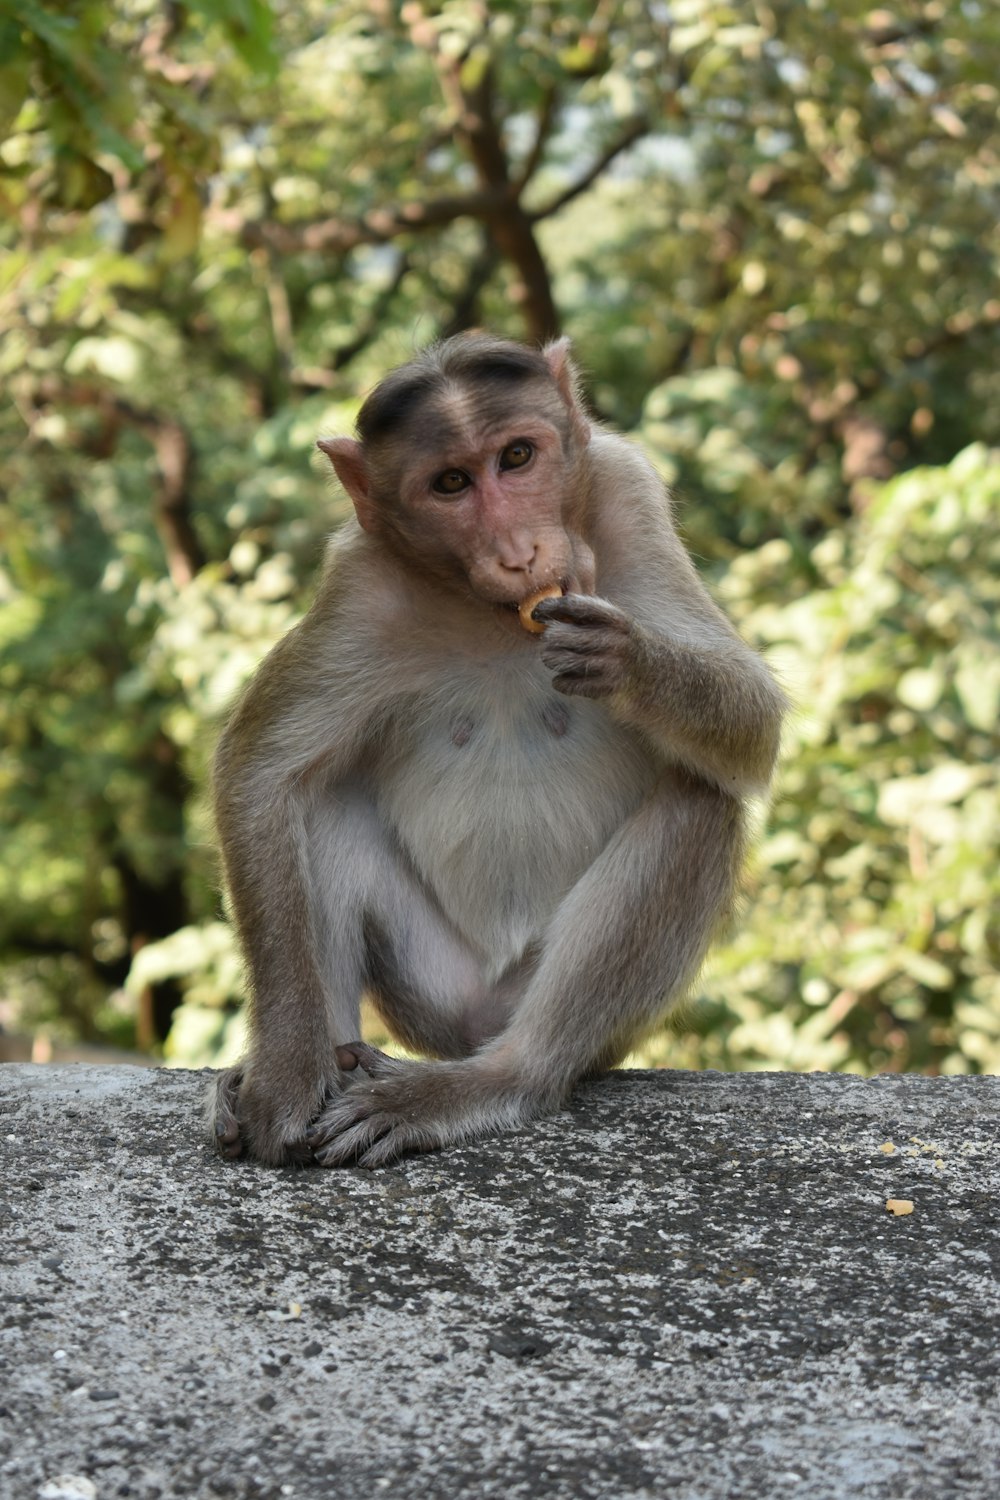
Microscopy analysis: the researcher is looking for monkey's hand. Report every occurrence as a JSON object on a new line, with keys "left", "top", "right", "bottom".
{"left": 209, "top": 1063, "right": 336, "bottom": 1168}
{"left": 303, "top": 1044, "right": 543, "bottom": 1169}
{"left": 531, "top": 592, "right": 634, "bottom": 700}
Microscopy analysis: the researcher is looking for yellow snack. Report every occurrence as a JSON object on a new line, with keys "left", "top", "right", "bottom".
{"left": 885, "top": 1199, "right": 914, "bottom": 1216}
{"left": 518, "top": 585, "right": 563, "bottom": 634}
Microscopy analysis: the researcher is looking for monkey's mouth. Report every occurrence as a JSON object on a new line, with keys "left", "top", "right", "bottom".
{"left": 497, "top": 578, "right": 570, "bottom": 612}
{"left": 494, "top": 580, "right": 569, "bottom": 636}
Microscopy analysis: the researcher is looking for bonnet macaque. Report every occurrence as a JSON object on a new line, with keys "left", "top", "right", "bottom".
{"left": 210, "top": 334, "right": 785, "bottom": 1168}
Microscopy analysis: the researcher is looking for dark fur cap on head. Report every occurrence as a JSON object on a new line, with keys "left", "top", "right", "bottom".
{"left": 355, "top": 334, "right": 557, "bottom": 446}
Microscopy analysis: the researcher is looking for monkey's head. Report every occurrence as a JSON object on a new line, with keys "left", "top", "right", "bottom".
{"left": 318, "top": 334, "right": 596, "bottom": 613}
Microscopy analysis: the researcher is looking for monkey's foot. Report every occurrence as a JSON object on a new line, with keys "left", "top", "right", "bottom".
{"left": 207, "top": 1065, "right": 326, "bottom": 1168}
{"left": 304, "top": 1044, "right": 541, "bottom": 1169}
{"left": 210, "top": 1066, "right": 244, "bottom": 1159}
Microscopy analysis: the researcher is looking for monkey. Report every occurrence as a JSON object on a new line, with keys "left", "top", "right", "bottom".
{"left": 208, "top": 332, "right": 786, "bottom": 1169}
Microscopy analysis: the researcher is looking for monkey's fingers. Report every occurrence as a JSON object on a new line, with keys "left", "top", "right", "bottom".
{"left": 306, "top": 1070, "right": 443, "bottom": 1167}
{"left": 313, "top": 1112, "right": 437, "bottom": 1170}
{"left": 211, "top": 1067, "right": 244, "bottom": 1160}
{"left": 305, "top": 1091, "right": 396, "bottom": 1163}
{"left": 530, "top": 593, "right": 630, "bottom": 633}
{"left": 215, "top": 1124, "right": 243, "bottom": 1159}
{"left": 313, "top": 1116, "right": 400, "bottom": 1168}
{"left": 357, "top": 1127, "right": 436, "bottom": 1170}
{"left": 212, "top": 1065, "right": 331, "bottom": 1166}
{"left": 540, "top": 628, "right": 608, "bottom": 659}
{"left": 549, "top": 672, "right": 619, "bottom": 701}
{"left": 540, "top": 628, "right": 623, "bottom": 700}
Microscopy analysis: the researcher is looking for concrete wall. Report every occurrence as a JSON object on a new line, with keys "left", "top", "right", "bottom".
{"left": 2, "top": 1064, "right": 998, "bottom": 1499}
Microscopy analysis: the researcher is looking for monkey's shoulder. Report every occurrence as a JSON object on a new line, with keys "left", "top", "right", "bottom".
{"left": 318, "top": 526, "right": 410, "bottom": 621}
{"left": 317, "top": 528, "right": 478, "bottom": 651}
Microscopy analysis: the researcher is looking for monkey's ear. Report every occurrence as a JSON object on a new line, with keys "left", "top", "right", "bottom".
{"left": 544, "top": 337, "right": 591, "bottom": 448}
{"left": 317, "top": 437, "right": 379, "bottom": 532}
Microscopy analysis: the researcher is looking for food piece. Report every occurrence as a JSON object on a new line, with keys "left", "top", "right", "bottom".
{"left": 885, "top": 1198, "right": 914, "bottom": 1216}
{"left": 518, "top": 584, "right": 563, "bottom": 634}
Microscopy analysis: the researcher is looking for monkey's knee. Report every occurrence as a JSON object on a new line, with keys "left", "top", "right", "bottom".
{"left": 456, "top": 1000, "right": 506, "bottom": 1054}
{"left": 456, "top": 949, "right": 538, "bottom": 1052}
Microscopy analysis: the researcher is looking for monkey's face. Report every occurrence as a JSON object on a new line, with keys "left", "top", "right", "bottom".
{"left": 369, "top": 382, "right": 595, "bottom": 610}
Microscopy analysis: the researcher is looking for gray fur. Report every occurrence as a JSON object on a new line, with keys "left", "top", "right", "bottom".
{"left": 209, "top": 334, "right": 786, "bottom": 1168}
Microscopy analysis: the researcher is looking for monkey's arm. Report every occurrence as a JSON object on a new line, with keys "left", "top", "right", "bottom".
{"left": 533, "top": 591, "right": 786, "bottom": 797}
{"left": 210, "top": 579, "right": 392, "bottom": 1163}
{"left": 530, "top": 431, "right": 785, "bottom": 795}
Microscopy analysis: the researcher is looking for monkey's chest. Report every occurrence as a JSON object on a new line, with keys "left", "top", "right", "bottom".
{"left": 374, "top": 684, "right": 655, "bottom": 973}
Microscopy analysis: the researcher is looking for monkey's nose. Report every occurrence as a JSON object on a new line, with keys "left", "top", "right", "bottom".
{"left": 498, "top": 541, "right": 539, "bottom": 574}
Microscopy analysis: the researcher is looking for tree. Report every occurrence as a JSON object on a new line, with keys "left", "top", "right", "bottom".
{"left": 1, "top": 0, "right": 997, "bottom": 1069}
{"left": 664, "top": 445, "right": 1000, "bottom": 1077}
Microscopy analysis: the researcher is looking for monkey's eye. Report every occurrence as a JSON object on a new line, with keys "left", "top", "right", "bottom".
{"left": 432, "top": 468, "right": 472, "bottom": 496}
{"left": 499, "top": 440, "right": 534, "bottom": 471}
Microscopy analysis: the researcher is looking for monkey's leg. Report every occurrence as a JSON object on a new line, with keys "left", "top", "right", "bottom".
{"left": 364, "top": 920, "right": 537, "bottom": 1060}
{"left": 206, "top": 779, "right": 367, "bottom": 1166}
{"left": 506, "top": 770, "right": 745, "bottom": 1075}
{"left": 307, "top": 768, "right": 744, "bottom": 1168}
{"left": 212, "top": 783, "right": 502, "bottom": 1165}
{"left": 307, "top": 787, "right": 514, "bottom": 1059}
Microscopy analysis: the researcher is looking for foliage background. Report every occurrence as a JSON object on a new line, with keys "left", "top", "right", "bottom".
{"left": 1, "top": 0, "right": 997, "bottom": 1076}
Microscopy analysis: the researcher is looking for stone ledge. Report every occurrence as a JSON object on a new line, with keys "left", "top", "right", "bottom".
{"left": 1, "top": 1064, "right": 998, "bottom": 1500}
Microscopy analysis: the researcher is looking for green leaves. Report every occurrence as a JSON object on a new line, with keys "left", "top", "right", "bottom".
{"left": 194, "top": 0, "right": 276, "bottom": 76}
{"left": 656, "top": 447, "right": 1000, "bottom": 1078}
{"left": 0, "top": 0, "right": 276, "bottom": 219}
{"left": 1, "top": 1, "right": 997, "bottom": 1069}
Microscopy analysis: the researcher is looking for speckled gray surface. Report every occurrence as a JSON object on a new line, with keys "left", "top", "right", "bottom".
{"left": 1, "top": 1064, "right": 998, "bottom": 1500}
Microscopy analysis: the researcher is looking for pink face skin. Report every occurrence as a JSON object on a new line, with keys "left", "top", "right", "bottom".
{"left": 320, "top": 381, "right": 596, "bottom": 614}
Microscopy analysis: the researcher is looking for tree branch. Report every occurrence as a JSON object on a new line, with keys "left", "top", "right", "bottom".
{"left": 29, "top": 379, "right": 205, "bottom": 586}
{"left": 234, "top": 32, "right": 645, "bottom": 342}
{"left": 531, "top": 115, "right": 649, "bottom": 221}
{"left": 514, "top": 84, "right": 560, "bottom": 194}
{"left": 290, "top": 251, "right": 413, "bottom": 388}
{"left": 237, "top": 189, "right": 507, "bottom": 257}
{"left": 438, "top": 234, "right": 501, "bottom": 339}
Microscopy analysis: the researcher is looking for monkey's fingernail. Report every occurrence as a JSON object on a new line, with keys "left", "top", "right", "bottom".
{"left": 215, "top": 1122, "right": 227, "bottom": 1136}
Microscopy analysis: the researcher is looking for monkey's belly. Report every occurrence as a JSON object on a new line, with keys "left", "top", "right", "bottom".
{"left": 374, "top": 693, "right": 656, "bottom": 977}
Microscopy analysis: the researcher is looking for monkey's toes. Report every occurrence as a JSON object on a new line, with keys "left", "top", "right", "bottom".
{"left": 304, "top": 1075, "right": 431, "bottom": 1167}
{"left": 334, "top": 1041, "right": 405, "bottom": 1078}
{"left": 210, "top": 1067, "right": 244, "bottom": 1159}
{"left": 305, "top": 1093, "right": 389, "bottom": 1163}
{"left": 215, "top": 1119, "right": 243, "bottom": 1159}
{"left": 311, "top": 1111, "right": 432, "bottom": 1170}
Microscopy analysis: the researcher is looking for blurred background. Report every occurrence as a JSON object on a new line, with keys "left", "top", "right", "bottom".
{"left": 0, "top": 0, "right": 997, "bottom": 1077}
